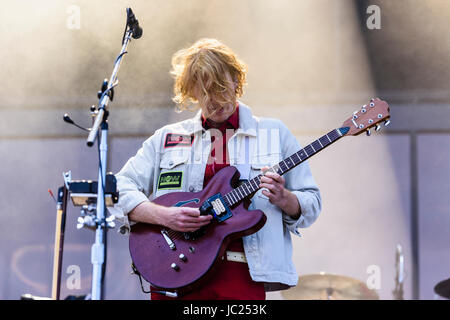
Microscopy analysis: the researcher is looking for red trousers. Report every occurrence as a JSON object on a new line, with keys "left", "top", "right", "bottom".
{"left": 150, "top": 256, "right": 266, "bottom": 300}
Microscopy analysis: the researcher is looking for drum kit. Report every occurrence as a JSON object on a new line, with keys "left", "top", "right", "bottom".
{"left": 281, "top": 244, "right": 450, "bottom": 300}
{"left": 281, "top": 273, "right": 450, "bottom": 300}
{"left": 281, "top": 272, "right": 380, "bottom": 300}
{"left": 434, "top": 278, "right": 450, "bottom": 299}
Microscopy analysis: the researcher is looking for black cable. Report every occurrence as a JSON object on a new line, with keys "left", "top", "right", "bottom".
{"left": 130, "top": 263, "right": 179, "bottom": 297}
{"left": 114, "top": 51, "right": 128, "bottom": 64}
{"left": 97, "top": 81, "right": 119, "bottom": 108}
{"left": 121, "top": 12, "right": 128, "bottom": 45}
{"left": 136, "top": 272, "right": 151, "bottom": 294}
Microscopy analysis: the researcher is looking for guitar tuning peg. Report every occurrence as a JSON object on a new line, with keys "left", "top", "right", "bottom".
{"left": 375, "top": 124, "right": 381, "bottom": 131}
{"left": 366, "top": 129, "right": 371, "bottom": 136}
{"left": 384, "top": 119, "right": 391, "bottom": 126}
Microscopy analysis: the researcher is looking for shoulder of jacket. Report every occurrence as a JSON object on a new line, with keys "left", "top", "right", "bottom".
{"left": 255, "top": 116, "right": 286, "bottom": 130}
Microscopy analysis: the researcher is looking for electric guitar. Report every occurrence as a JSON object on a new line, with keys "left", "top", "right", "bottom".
{"left": 129, "top": 98, "right": 391, "bottom": 296}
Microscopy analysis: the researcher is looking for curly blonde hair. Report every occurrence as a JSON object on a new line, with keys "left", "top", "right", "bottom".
{"left": 170, "top": 38, "right": 247, "bottom": 115}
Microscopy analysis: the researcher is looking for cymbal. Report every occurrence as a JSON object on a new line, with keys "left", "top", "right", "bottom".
{"left": 434, "top": 278, "right": 450, "bottom": 299}
{"left": 281, "top": 273, "right": 379, "bottom": 300}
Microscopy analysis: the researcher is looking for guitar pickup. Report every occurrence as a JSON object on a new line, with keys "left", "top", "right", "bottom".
{"left": 200, "top": 193, "right": 232, "bottom": 223}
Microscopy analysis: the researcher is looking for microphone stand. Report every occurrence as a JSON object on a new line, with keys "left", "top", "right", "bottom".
{"left": 85, "top": 8, "right": 142, "bottom": 300}
{"left": 393, "top": 244, "right": 404, "bottom": 300}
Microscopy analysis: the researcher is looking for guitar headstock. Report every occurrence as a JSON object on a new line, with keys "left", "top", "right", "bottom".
{"left": 341, "top": 98, "right": 390, "bottom": 136}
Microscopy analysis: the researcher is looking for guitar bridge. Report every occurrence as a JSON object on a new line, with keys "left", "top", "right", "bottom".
{"left": 183, "top": 227, "right": 206, "bottom": 241}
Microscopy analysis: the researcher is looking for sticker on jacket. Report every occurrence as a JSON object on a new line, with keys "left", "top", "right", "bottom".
{"left": 157, "top": 171, "right": 183, "bottom": 190}
{"left": 164, "top": 133, "right": 194, "bottom": 148}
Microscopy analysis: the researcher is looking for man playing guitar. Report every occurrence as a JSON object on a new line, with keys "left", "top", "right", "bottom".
{"left": 111, "top": 38, "right": 322, "bottom": 299}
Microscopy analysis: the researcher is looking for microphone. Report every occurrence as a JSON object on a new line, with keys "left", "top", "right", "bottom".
{"left": 63, "top": 113, "right": 90, "bottom": 132}
{"left": 63, "top": 113, "right": 74, "bottom": 125}
{"left": 126, "top": 8, "right": 143, "bottom": 39}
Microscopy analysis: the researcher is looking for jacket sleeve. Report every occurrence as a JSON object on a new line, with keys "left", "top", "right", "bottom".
{"left": 109, "top": 133, "right": 158, "bottom": 234}
{"left": 278, "top": 121, "right": 322, "bottom": 236}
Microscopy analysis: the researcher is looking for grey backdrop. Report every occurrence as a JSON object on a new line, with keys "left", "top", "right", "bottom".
{"left": 1, "top": 0, "right": 449, "bottom": 300}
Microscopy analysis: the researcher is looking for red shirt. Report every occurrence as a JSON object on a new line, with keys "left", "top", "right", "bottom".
{"left": 202, "top": 105, "right": 244, "bottom": 252}
{"left": 201, "top": 105, "right": 239, "bottom": 187}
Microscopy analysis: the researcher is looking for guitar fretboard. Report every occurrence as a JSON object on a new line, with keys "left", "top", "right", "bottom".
{"left": 223, "top": 127, "right": 349, "bottom": 207}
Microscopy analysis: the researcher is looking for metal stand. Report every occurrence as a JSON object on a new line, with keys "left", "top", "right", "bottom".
{"left": 90, "top": 120, "right": 109, "bottom": 300}
{"left": 88, "top": 10, "right": 141, "bottom": 300}
{"left": 64, "top": 8, "right": 142, "bottom": 300}
{"left": 393, "top": 244, "right": 405, "bottom": 300}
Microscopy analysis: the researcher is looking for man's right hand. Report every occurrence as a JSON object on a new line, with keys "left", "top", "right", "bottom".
{"left": 129, "top": 201, "right": 212, "bottom": 232}
{"left": 159, "top": 206, "right": 212, "bottom": 232}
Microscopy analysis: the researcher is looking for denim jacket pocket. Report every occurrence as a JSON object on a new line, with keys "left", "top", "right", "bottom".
{"left": 250, "top": 153, "right": 281, "bottom": 200}
{"left": 154, "top": 151, "right": 190, "bottom": 198}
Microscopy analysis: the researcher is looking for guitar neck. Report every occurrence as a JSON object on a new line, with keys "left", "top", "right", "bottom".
{"left": 223, "top": 127, "right": 349, "bottom": 206}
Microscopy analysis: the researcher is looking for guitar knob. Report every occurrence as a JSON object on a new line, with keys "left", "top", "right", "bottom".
{"left": 375, "top": 124, "right": 381, "bottom": 131}
{"left": 384, "top": 119, "right": 391, "bottom": 126}
{"left": 179, "top": 254, "right": 187, "bottom": 262}
{"left": 171, "top": 263, "right": 180, "bottom": 271}
{"left": 366, "top": 129, "right": 371, "bottom": 136}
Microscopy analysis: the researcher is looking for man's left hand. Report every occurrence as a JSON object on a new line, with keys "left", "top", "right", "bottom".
{"left": 259, "top": 167, "right": 301, "bottom": 219}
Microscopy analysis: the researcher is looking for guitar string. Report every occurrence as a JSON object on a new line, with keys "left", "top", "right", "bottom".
{"left": 222, "top": 128, "right": 342, "bottom": 206}
{"left": 162, "top": 128, "right": 344, "bottom": 244}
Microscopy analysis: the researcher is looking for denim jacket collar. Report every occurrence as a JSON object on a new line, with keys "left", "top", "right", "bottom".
{"left": 188, "top": 101, "right": 257, "bottom": 137}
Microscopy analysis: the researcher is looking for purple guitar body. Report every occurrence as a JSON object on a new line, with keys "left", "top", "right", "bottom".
{"left": 129, "top": 166, "right": 267, "bottom": 296}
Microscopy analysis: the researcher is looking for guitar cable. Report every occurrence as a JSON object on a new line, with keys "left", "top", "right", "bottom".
{"left": 131, "top": 263, "right": 178, "bottom": 298}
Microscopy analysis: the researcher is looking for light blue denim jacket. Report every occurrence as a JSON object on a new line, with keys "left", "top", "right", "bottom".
{"left": 111, "top": 102, "right": 322, "bottom": 291}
